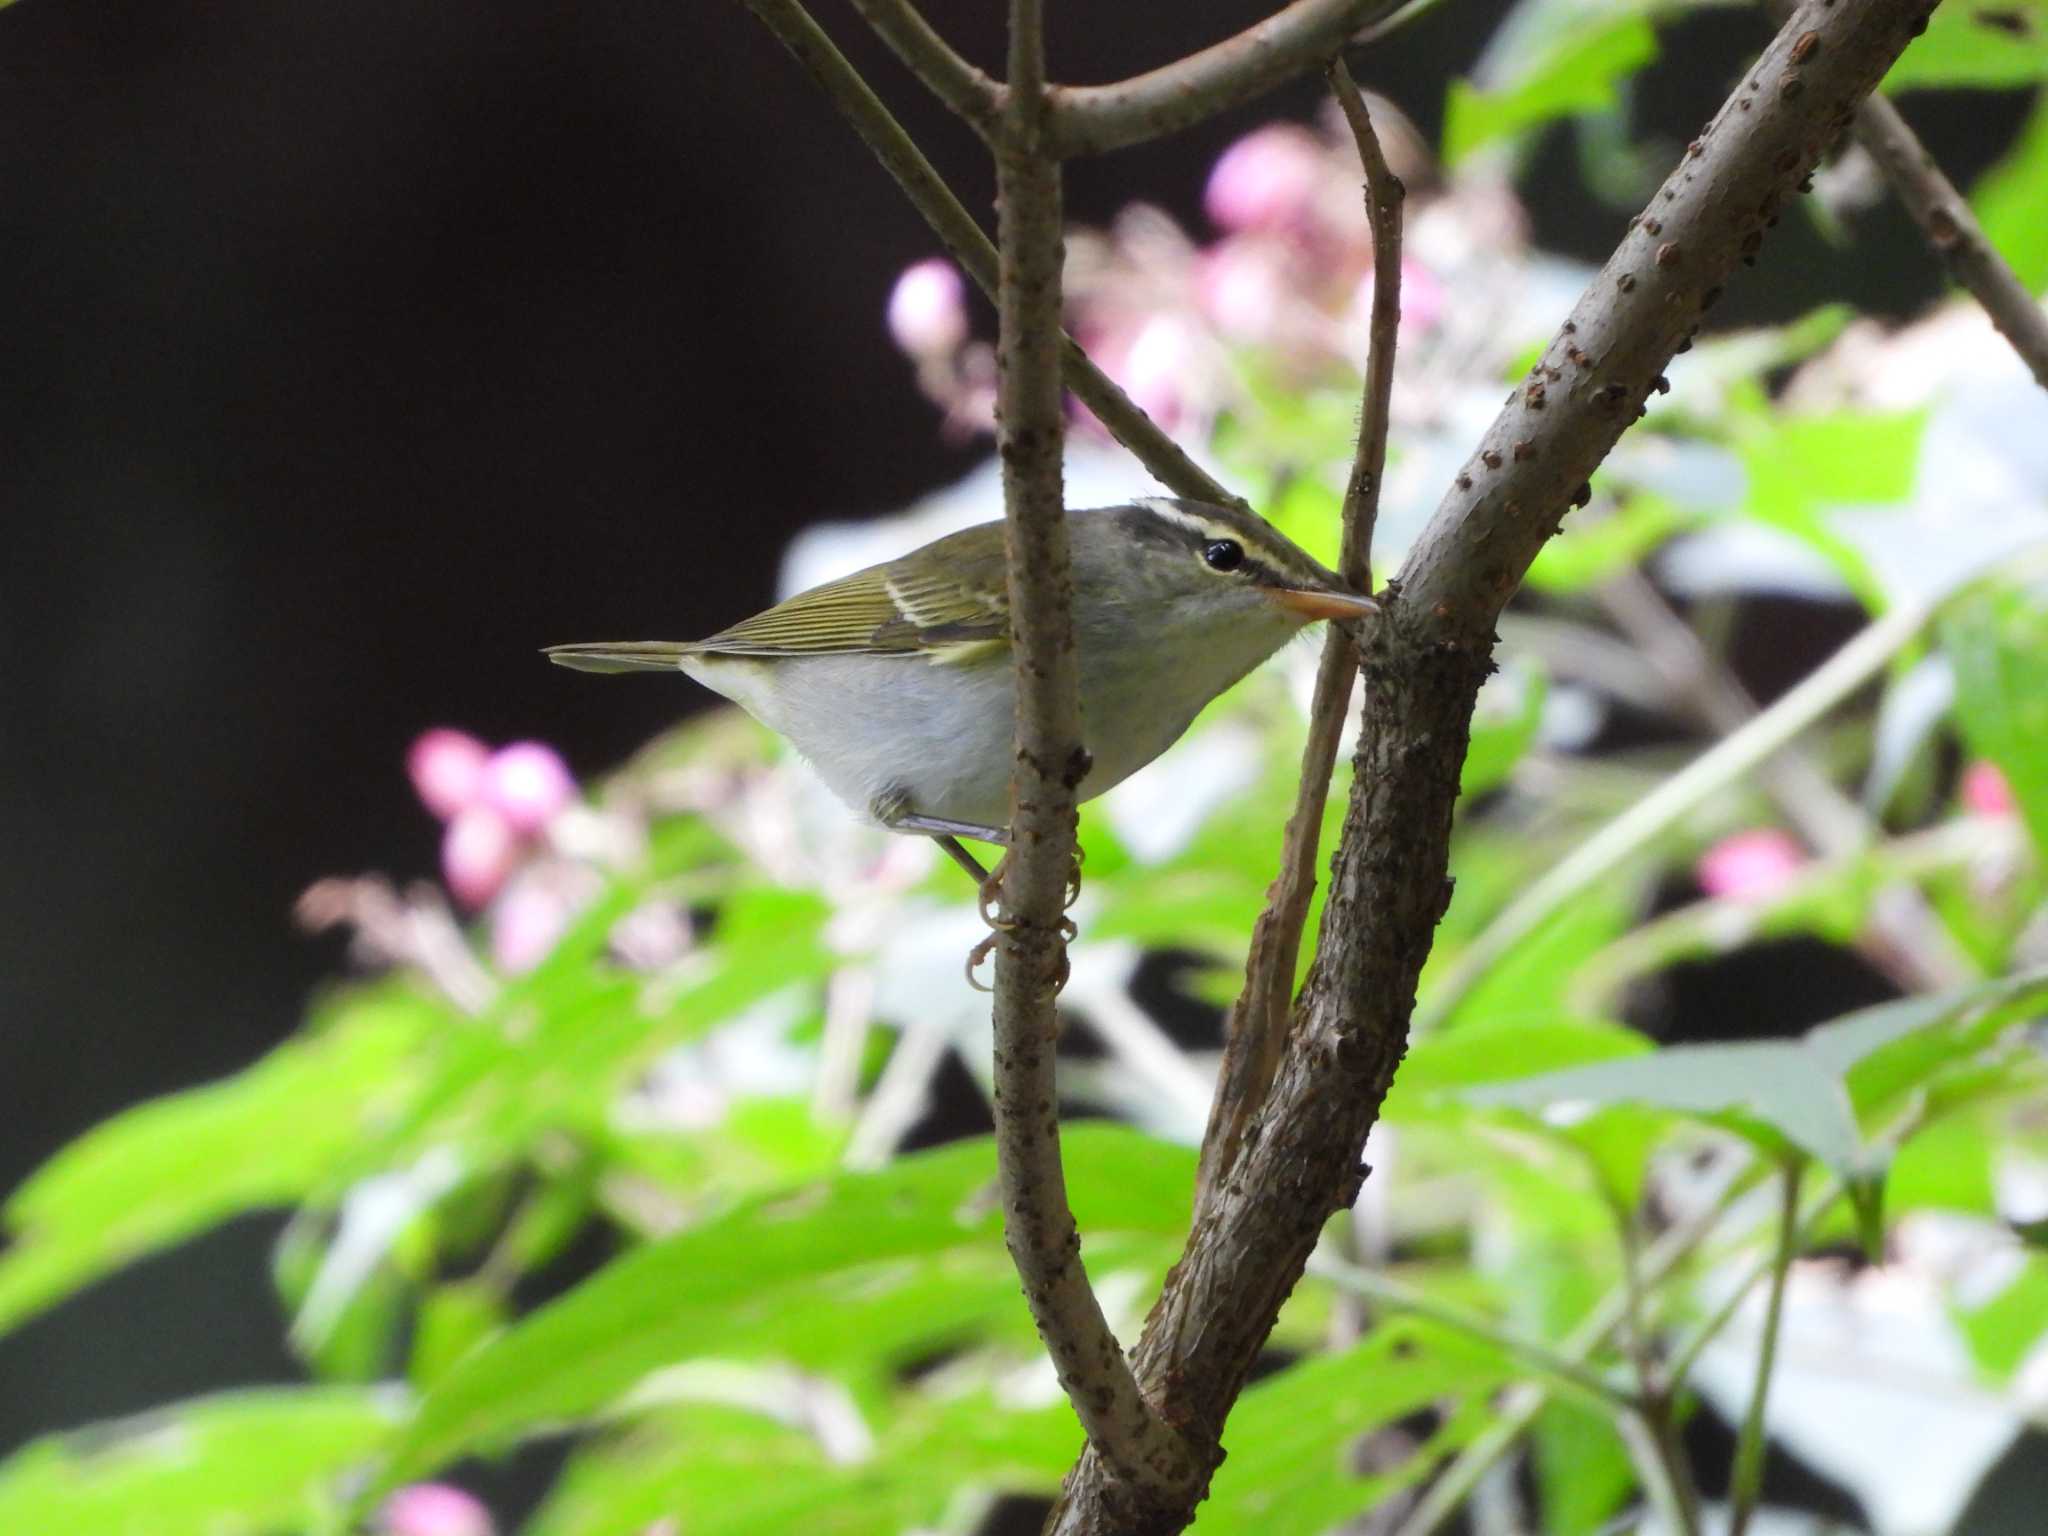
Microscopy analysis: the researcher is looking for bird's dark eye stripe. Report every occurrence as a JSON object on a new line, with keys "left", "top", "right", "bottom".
{"left": 1202, "top": 539, "right": 1246, "bottom": 572}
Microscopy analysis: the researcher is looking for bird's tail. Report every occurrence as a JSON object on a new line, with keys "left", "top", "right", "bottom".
{"left": 542, "top": 641, "right": 697, "bottom": 674}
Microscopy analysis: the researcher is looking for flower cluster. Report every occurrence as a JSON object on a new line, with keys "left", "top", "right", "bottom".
{"left": 407, "top": 730, "right": 578, "bottom": 910}
{"left": 885, "top": 105, "right": 1453, "bottom": 448}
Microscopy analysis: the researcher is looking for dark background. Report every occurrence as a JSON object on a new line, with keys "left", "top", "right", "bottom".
{"left": 0, "top": 0, "right": 2027, "bottom": 1466}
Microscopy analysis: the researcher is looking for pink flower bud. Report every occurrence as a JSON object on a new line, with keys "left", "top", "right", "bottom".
{"left": 490, "top": 878, "right": 574, "bottom": 974}
{"left": 481, "top": 742, "right": 576, "bottom": 835}
{"left": 443, "top": 805, "right": 517, "bottom": 910}
{"left": 382, "top": 1484, "right": 495, "bottom": 1536}
{"left": 1961, "top": 760, "right": 2018, "bottom": 818}
{"left": 1696, "top": 828, "right": 1806, "bottom": 903}
{"left": 1204, "top": 125, "right": 1326, "bottom": 235}
{"left": 886, "top": 258, "right": 969, "bottom": 357}
{"left": 407, "top": 729, "right": 490, "bottom": 821}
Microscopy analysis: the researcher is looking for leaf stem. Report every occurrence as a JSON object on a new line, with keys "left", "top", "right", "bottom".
{"left": 1727, "top": 1161, "right": 1804, "bottom": 1536}
{"left": 1309, "top": 1254, "right": 1637, "bottom": 1411}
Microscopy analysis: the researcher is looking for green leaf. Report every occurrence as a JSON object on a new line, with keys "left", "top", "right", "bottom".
{"left": 1956, "top": 1253, "right": 2048, "bottom": 1383}
{"left": 381, "top": 1126, "right": 1194, "bottom": 1487}
{"left": 0, "top": 1388, "right": 404, "bottom": 1536}
{"left": 1463, "top": 970, "right": 2048, "bottom": 1245}
{"left": 1195, "top": 1320, "right": 1518, "bottom": 1531}
{"left": 1384, "top": 1017, "right": 1650, "bottom": 1122}
{"left": 1886, "top": 1112, "right": 1998, "bottom": 1218}
{"left": 1972, "top": 87, "right": 2048, "bottom": 292}
{"left": 1741, "top": 408, "right": 1927, "bottom": 604}
{"left": 1886, "top": 3, "right": 2048, "bottom": 92}
{"left": 0, "top": 985, "right": 444, "bottom": 1340}
{"left": 364, "top": 879, "right": 833, "bottom": 1173}
{"left": 1532, "top": 1398, "right": 1637, "bottom": 1535}
{"left": 409, "top": 1280, "right": 508, "bottom": 1390}
{"left": 1525, "top": 492, "right": 1690, "bottom": 594}
{"left": 526, "top": 1397, "right": 1078, "bottom": 1536}
{"left": 1445, "top": 9, "right": 1659, "bottom": 164}
{"left": 1945, "top": 585, "right": 2048, "bottom": 859}
{"left": 1461, "top": 664, "right": 1547, "bottom": 801}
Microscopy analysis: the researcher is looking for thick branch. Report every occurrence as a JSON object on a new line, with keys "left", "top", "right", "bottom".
{"left": 986, "top": 0, "right": 1197, "bottom": 1507}
{"left": 1049, "top": 0, "right": 1397, "bottom": 157}
{"left": 1195, "top": 60, "right": 1404, "bottom": 1202}
{"left": 738, "top": 0, "right": 1240, "bottom": 505}
{"left": 846, "top": 0, "right": 1002, "bottom": 136}
{"left": 1047, "top": 3, "right": 1944, "bottom": 1530}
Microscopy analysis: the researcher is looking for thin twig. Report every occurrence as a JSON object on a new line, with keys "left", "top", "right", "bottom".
{"left": 1615, "top": 1209, "right": 1704, "bottom": 1536}
{"left": 736, "top": 0, "right": 1239, "bottom": 507}
{"left": 1728, "top": 1162, "right": 1804, "bottom": 1536}
{"left": 1766, "top": 0, "right": 2048, "bottom": 391}
{"left": 985, "top": 0, "right": 1196, "bottom": 1505}
{"left": 1308, "top": 1254, "right": 1636, "bottom": 1411}
{"left": 1049, "top": 6, "right": 1946, "bottom": 1529}
{"left": 845, "top": 0, "right": 1002, "bottom": 136}
{"left": 1049, "top": 0, "right": 1401, "bottom": 156}
{"left": 1196, "top": 57, "right": 1404, "bottom": 1200}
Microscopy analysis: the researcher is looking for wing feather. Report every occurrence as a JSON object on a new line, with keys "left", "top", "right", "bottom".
{"left": 695, "top": 534, "right": 1011, "bottom": 658}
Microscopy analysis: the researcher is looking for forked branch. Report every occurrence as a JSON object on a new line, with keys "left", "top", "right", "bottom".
{"left": 1047, "top": 3, "right": 1947, "bottom": 1530}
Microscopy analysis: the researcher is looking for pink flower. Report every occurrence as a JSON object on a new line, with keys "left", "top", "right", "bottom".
{"left": 490, "top": 877, "right": 576, "bottom": 974}
{"left": 886, "top": 258, "right": 969, "bottom": 357}
{"left": 1205, "top": 125, "right": 1327, "bottom": 236}
{"left": 407, "top": 729, "right": 490, "bottom": 821}
{"left": 442, "top": 805, "right": 518, "bottom": 910}
{"left": 481, "top": 742, "right": 576, "bottom": 835}
{"left": 382, "top": 1484, "right": 495, "bottom": 1536}
{"left": 1696, "top": 828, "right": 1807, "bottom": 903}
{"left": 1395, "top": 255, "right": 1446, "bottom": 336}
{"left": 1961, "top": 760, "right": 2017, "bottom": 818}
{"left": 1105, "top": 313, "right": 1203, "bottom": 434}
{"left": 1196, "top": 236, "right": 1289, "bottom": 343}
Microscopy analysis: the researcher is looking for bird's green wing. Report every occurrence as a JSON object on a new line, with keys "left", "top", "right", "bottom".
{"left": 701, "top": 533, "right": 1011, "bottom": 659}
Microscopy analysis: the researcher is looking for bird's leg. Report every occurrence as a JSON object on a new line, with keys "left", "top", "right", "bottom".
{"left": 932, "top": 834, "right": 993, "bottom": 884}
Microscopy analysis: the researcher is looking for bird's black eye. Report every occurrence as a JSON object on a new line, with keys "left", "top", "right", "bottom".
{"left": 1202, "top": 539, "right": 1246, "bottom": 572}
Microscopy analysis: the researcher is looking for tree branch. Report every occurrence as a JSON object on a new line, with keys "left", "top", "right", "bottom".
{"left": 737, "top": 0, "right": 1241, "bottom": 506}
{"left": 845, "top": 0, "right": 1002, "bottom": 137}
{"left": 1048, "top": 0, "right": 1400, "bottom": 157}
{"left": 1046, "top": 3, "right": 1945, "bottom": 1529}
{"left": 1765, "top": 0, "right": 2048, "bottom": 389}
{"left": 984, "top": 0, "right": 1197, "bottom": 1508}
{"left": 1195, "top": 58, "right": 1404, "bottom": 1202}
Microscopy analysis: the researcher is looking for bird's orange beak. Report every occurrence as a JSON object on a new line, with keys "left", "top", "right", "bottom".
{"left": 1267, "top": 587, "right": 1380, "bottom": 621}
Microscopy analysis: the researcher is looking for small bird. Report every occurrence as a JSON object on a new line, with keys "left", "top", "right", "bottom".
{"left": 546, "top": 497, "right": 1376, "bottom": 879}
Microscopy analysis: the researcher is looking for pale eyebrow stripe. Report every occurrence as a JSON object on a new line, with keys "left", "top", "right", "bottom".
{"left": 1134, "top": 497, "right": 1248, "bottom": 547}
